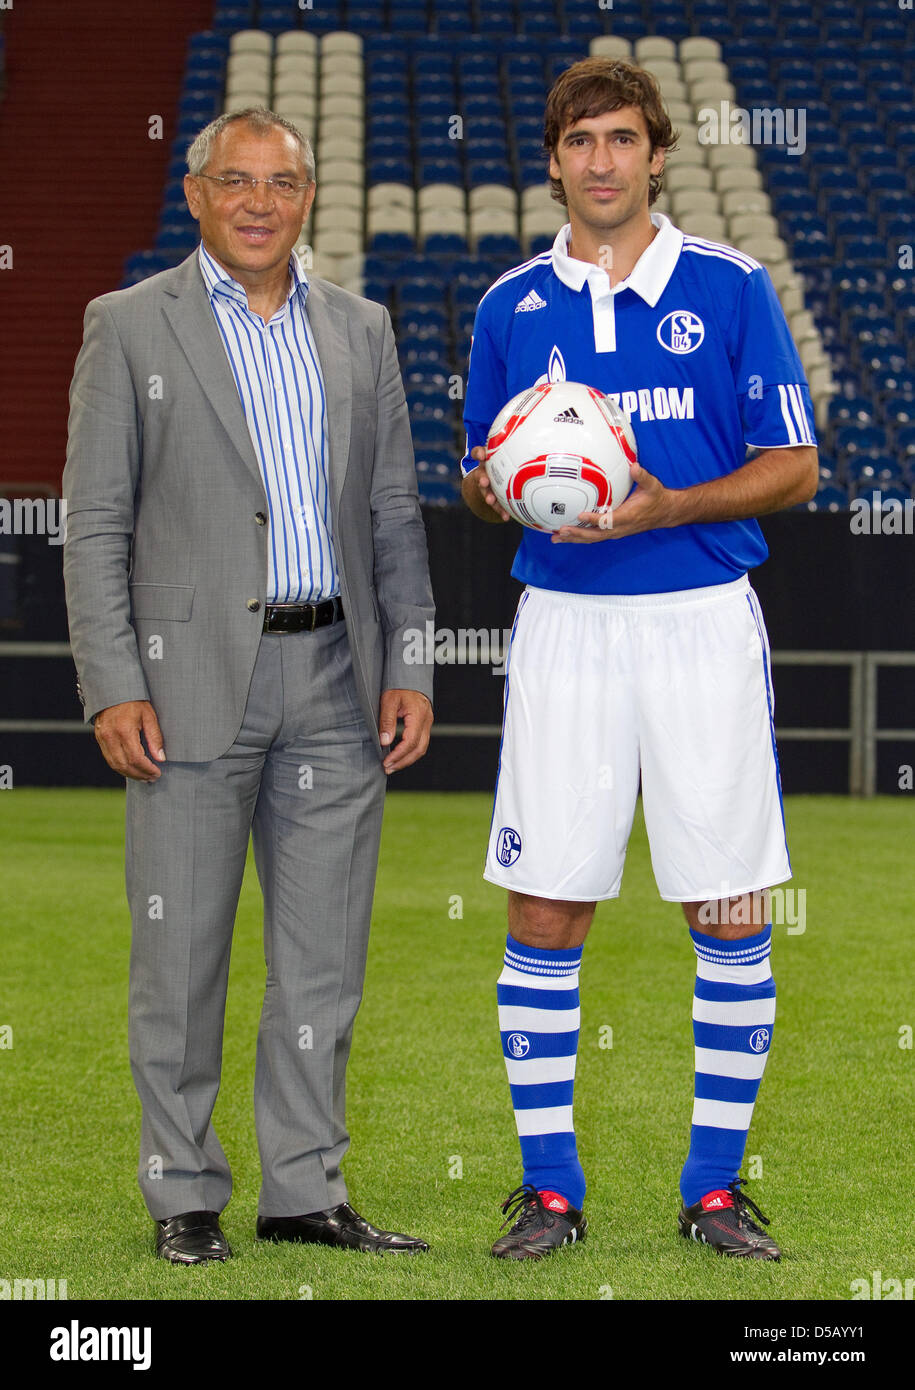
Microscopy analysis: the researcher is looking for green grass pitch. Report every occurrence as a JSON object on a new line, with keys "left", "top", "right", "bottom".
{"left": 0, "top": 789, "right": 912, "bottom": 1301}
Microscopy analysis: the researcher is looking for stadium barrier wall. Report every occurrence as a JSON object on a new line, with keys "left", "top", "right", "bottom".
{"left": 0, "top": 511, "right": 913, "bottom": 792}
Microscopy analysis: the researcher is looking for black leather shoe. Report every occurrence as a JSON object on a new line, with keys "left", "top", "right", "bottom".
{"left": 155, "top": 1210, "right": 232, "bottom": 1264}
{"left": 256, "top": 1203, "right": 429, "bottom": 1254}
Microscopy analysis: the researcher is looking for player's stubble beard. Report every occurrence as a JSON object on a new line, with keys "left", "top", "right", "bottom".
{"left": 566, "top": 178, "right": 652, "bottom": 261}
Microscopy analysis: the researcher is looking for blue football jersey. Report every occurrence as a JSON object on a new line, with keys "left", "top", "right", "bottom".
{"left": 461, "top": 213, "right": 817, "bottom": 595}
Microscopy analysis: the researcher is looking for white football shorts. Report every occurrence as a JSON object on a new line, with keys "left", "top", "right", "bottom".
{"left": 485, "top": 576, "right": 791, "bottom": 903}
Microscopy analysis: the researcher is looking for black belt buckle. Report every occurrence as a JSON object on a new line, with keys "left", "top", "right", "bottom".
{"left": 264, "top": 598, "right": 341, "bottom": 634}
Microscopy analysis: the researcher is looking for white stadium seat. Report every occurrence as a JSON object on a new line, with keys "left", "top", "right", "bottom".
{"left": 366, "top": 206, "right": 414, "bottom": 239}
{"left": 319, "top": 70, "right": 363, "bottom": 99}
{"left": 417, "top": 184, "right": 464, "bottom": 214}
{"left": 655, "top": 77, "right": 688, "bottom": 104}
{"left": 314, "top": 206, "right": 362, "bottom": 238}
{"left": 679, "top": 37, "right": 723, "bottom": 62}
{"left": 274, "top": 54, "right": 318, "bottom": 81}
{"left": 590, "top": 36, "right": 633, "bottom": 58}
{"left": 313, "top": 158, "right": 364, "bottom": 188}
{"left": 672, "top": 188, "right": 720, "bottom": 215}
{"left": 721, "top": 187, "right": 772, "bottom": 218}
{"left": 230, "top": 31, "right": 272, "bottom": 57}
{"left": 691, "top": 80, "right": 737, "bottom": 106}
{"left": 224, "top": 90, "right": 270, "bottom": 113}
{"left": 273, "top": 71, "right": 316, "bottom": 100}
{"left": 665, "top": 163, "right": 713, "bottom": 191}
{"left": 729, "top": 211, "right": 779, "bottom": 241}
{"left": 707, "top": 143, "right": 757, "bottom": 171}
{"left": 314, "top": 183, "right": 364, "bottom": 212}
{"left": 369, "top": 183, "right": 416, "bottom": 213}
{"left": 469, "top": 184, "right": 518, "bottom": 215}
{"left": 321, "top": 32, "right": 363, "bottom": 57}
{"left": 317, "top": 135, "right": 364, "bottom": 164}
{"left": 276, "top": 31, "right": 318, "bottom": 58}
{"left": 419, "top": 206, "right": 469, "bottom": 241}
{"left": 713, "top": 164, "right": 764, "bottom": 191}
{"left": 521, "top": 205, "right": 567, "bottom": 247}
{"left": 468, "top": 207, "right": 518, "bottom": 247}
{"left": 737, "top": 234, "right": 789, "bottom": 266}
{"left": 321, "top": 52, "right": 363, "bottom": 79}
{"left": 641, "top": 60, "right": 682, "bottom": 87}
{"left": 228, "top": 52, "right": 271, "bottom": 80}
{"left": 521, "top": 184, "right": 557, "bottom": 212}
{"left": 322, "top": 93, "right": 364, "bottom": 120}
{"left": 778, "top": 280, "right": 804, "bottom": 316}
{"left": 683, "top": 59, "right": 730, "bottom": 87}
{"left": 678, "top": 211, "right": 728, "bottom": 240}
{"left": 635, "top": 36, "right": 677, "bottom": 62}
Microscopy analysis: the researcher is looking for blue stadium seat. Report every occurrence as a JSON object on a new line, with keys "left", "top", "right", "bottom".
{"left": 821, "top": 190, "right": 868, "bottom": 218}
{"left": 839, "top": 314, "right": 889, "bottom": 343}
{"left": 885, "top": 398, "right": 915, "bottom": 430}
{"left": 837, "top": 236, "right": 889, "bottom": 264}
{"left": 477, "top": 234, "right": 522, "bottom": 260}
{"left": 779, "top": 190, "right": 818, "bottom": 216}
{"left": 834, "top": 423, "right": 887, "bottom": 456}
{"left": 407, "top": 390, "right": 451, "bottom": 421}
{"left": 896, "top": 424, "right": 915, "bottom": 461}
{"left": 368, "top": 159, "right": 414, "bottom": 185}
{"left": 805, "top": 485, "right": 849, "bottom": 512}
{"left": 852, "top": 481, "right": 910, "bottom": 507}
{"left": 467, "top": 160, "right": 514, "bottom": 185}
{"left": 399, "top": 281, "right": 445, "bottom": 310}
{"left": 425, "top": 234, "right": 471, "bottom": 258}
{"left": 420, "top": 158, "right": 464, "bottom": 184}
{"left": 417, "top": 478, "right": 461, "bottom": 505}
{"left": 369, "top": 232, "right": 415, "bottom": 256}
{"left": 874, "top": 367, "right": 915, "bottom": 396}
{"left": 850, "top": 454, "right": 905, "bottom": 487}
{"left": 411, "top": 418, "right": 455, "bottom": 449}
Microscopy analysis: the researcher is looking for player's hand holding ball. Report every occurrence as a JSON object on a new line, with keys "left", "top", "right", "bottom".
{"left": 569, "top": 454, "right": 681, "bottom": 543}
{"left": 467, "top": 446, "right": 511, "bottom": 522}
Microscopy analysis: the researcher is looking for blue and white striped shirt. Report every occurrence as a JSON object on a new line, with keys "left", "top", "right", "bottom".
{"left": 198, "top": 242, "right": 339, "bottom": 603}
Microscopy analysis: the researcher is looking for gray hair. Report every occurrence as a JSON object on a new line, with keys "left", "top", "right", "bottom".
{"left": 186, "top": 107, "right": 315, "bottom": 182}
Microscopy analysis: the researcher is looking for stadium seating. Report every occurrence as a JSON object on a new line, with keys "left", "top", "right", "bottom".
{"left": 118, "top": 0, "right": 914, "bottom": 507}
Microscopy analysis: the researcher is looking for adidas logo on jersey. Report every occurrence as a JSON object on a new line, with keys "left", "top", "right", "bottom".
{"left": 515, "top": 290, "right": 547, "bottom": 314}
{"left": 553, "top": 407, "right": 583, "bottom": 424}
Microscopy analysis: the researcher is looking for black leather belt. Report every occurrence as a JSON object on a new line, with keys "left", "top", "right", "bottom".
{"left": 263, "top": 597, "right": 344, "bottom": 633}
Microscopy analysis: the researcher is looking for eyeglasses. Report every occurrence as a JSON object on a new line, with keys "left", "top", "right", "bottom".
{"left": 196, "top": 174, "right": 311, "bottom": 199}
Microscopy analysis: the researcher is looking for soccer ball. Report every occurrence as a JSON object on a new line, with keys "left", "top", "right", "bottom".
{"left": 485, "top": 380, "right": 637, "bottom": 532}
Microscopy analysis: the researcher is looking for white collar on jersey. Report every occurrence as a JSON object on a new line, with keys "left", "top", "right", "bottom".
{"left": 550, "top": 211, "right": 684, "bottom": 307}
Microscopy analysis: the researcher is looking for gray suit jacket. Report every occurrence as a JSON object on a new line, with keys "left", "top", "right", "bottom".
{"left": 63, "top": 251, "right": 434, "bottom": 762}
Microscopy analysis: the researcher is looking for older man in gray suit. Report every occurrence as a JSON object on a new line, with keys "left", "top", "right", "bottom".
{"left": 63, "top": 108, "right": 435, "bottom": 1263}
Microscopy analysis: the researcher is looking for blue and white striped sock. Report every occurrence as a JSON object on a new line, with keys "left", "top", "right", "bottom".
{"left": 680, "top": 924, "right": 776, "bottom": 1207}
{"left": 497, "top": 934, "right": 585, "bottom": 1211}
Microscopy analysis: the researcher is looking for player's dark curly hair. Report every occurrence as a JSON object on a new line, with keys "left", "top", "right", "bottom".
{"left": 544, "top": 57, "right": 680, "bottom": 207}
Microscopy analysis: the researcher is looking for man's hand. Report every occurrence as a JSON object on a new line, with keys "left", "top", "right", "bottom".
{"left": 551, "top": 444, "right": 819, "bottom": 543}
{"left": 378, "top": 689, "right": 433, "bottom": 774}
{"left": 94, "top": 700, "right": 166, "bottom": 781}
{"left": 552, "top": 460, "right": 681, "bottom": 543}
{"left": 461, "top": 446, "right": 511, "bottom": 523}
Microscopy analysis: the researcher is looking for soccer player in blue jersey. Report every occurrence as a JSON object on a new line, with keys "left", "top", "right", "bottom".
{"left": 461, "top": 58, "right": 818, "bottom": 1261}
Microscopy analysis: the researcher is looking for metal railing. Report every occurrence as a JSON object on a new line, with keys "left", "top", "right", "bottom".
{"left": 1, "top": 643, "right": 912, "bottom": 796}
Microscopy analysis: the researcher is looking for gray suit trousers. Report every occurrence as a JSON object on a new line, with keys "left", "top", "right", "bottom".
{"left": 125, "top": 619, "right": 386, "bottom": 1219}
